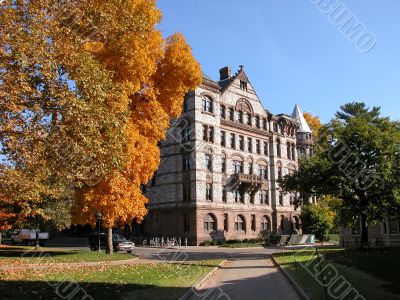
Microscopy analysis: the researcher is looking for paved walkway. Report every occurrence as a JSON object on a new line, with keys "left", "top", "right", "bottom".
{"left": 188, "top": 258, "right": 300, "bottom": 300}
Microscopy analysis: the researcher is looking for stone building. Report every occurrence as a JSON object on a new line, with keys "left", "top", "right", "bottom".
{"left": 340, "top": 220, "right": 400, "bottom": 247}
{"left": 141, "top": 66, "right": 313, "bottom": 245}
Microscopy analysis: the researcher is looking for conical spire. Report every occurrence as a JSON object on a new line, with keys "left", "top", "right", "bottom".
{"left": 292, "top": 105, "right": 312, "bottom": 133}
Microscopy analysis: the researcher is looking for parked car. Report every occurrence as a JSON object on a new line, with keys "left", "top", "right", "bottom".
{"left": 11, "top": 229, "right": 49, "bottom": 246}
{"left": 88, "top": 232, "right": 135, "bottom": 253}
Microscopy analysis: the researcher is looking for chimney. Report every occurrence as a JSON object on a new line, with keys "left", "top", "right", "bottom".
{"left": 219, "top": 66, "right": 231, "bottom": 80}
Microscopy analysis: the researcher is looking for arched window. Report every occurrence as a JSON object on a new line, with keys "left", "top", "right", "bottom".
{"left": 233, "top": 160, "right": 243, "bottom": 174}
{"left": 261, "top": 216, "right": 271, "bottom": 231}
{"left": 258, "top": 164, "right": 268, "bottom": 180}
{"left": 202, "top": 95, "right": 213, "bottom": 113}
{"left": 204, "top": 214, "right": 216, "bottom": 231}
{"left": 235, "top": 215, "right": 246, "bottom": 231}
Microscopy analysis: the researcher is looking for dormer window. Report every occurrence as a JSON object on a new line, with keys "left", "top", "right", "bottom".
{"left": 240, "top": 80, "right": 248, "bottom": 91}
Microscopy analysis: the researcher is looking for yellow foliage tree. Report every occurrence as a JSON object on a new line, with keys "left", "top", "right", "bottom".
{"left": 69, "top": 0, "right": 202, "bottom": 253}
{"left": 304, "top": 112, "right": 322, "bottom": 138}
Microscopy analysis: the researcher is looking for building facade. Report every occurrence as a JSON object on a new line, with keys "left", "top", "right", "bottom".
{"left": 340, "top": 219, "right": 400, "bottom": 247}
{"left": 141, "top": 66, "right": 313, "bottom": 245}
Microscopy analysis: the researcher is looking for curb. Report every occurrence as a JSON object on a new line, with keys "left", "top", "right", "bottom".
{"left": 271, "top": 255, "right": 310, "bottom": 300}
{"left": 180, "top": 259, "right": 229, "bottom": 300}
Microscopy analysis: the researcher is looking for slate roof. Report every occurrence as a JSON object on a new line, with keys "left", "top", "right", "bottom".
{"left": 292, "top": 104, "right": 312, "bottom": 133}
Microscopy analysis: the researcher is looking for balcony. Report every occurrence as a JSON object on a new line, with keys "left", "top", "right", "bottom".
{"left": 230, "top": 173, "right": 265, "bottom": 195}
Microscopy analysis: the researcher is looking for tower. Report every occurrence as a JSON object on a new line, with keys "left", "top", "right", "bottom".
{"left": 292, "top": 105, "right": 313, "bottom": 159}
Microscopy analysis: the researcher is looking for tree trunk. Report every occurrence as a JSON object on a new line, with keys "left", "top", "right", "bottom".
{"left": 106, "top": 228, "right": 113, "bottom": 255}
{"left": 360, "top": 213, "right": 369, "bottom": 249}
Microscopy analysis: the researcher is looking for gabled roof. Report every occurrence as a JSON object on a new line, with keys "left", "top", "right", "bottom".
{"left": 202, "top": 72, "right": 215, "bottom": 82}
{"left": 292, "top": 105, "right": 312, "bottom": 133}
{"left": 218, "top": 65, "right": 249, "bottom": 91}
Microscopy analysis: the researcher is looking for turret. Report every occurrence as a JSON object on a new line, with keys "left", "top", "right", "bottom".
{"left": 292, "top": 105, "right": 313, "bottom": 159}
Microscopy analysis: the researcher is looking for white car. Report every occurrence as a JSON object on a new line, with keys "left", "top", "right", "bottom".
{"left": 11, "top": 229, "right": 49, "bottom": 246}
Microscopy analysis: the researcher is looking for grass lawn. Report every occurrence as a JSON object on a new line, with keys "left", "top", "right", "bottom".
{"left": 274, "top": 247, "right": 400, "bottom": 300}
{"left": 219, "top": 242, "right": 264, "bottom": 248}
{"left": 0, "top": 259, "right": 223, "bottom": 300}
{"left": 0, "top": 246, "right": 136, "bottom": 263}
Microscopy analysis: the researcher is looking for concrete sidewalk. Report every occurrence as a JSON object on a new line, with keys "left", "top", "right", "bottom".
{"left": 188, "top": 258, "right": 300, "bottom": 300}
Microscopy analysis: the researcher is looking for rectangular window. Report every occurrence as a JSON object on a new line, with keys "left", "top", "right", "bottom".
{"left": 279, "top": 191, "right": 284, "bottom": 206}
{"left": 208, "top": 126, "right": 214, "bottom": 143}
{"left": 240, "top": 80, "right": 248, "bottom": 91}
{"left": 277, "top": 142, "right": 282, "bottom": 158}
{"left": 205, "top": 154, "right": 212, "bottom": 172}
{"left": 229, "top": 108, "right": 234, "bottom": 121}
{"left": 221, "top": 130, "right": 226, "bottom": 147}
{"left": 203, "top": 125, "right": 214, "bottom": 143}
{"left": 250, "top": 192, "right": 255, "bottom": 204}
{"left": 255, "top": 116, "right": 260, "bottom": 128}
{"left": 233, "top": 189, "right": 244, "bottom": 203}
{"left": 183, "top": 214, "right": 190, "bottom": 232}
{"left": 389, "top": 219, "right": 399, "bottom": 234}
{"left": 256, "top": 140, "right": 261, "bottom": 154}
{"left": 183, "top": 183, "right": 191, "bottom": 202}
{"left": 220, "top": 105, "right": 226, "bottom": 119}
{"left": 203, "top": 125, "right": 208, "bottom": 141}
{"left": 183, "top": 96, "right": 189, "bottom": 112}
{"left": 206, "top": 183, "right": 213, "bottom": 201}
{"left": 238, "top": 111, "right": 243, "bottom": 123}
{"left": 202, "top": 97, "right": 207, "bottom": 112}
{"left": 239, "top": 135, "right": 244, "bottom": 151}
{"left": 251, "top": 215, "right": 256, "bottom": 231}
{"left": 222, "top": 186, "right": 227, "bottom": 203}
{"left": 181, "top": 125, "right": 192, "bottom": 142}
{"left": 263, "top": 118, "right": 268, "bottom": 130}
{"left": 221, "top": 157, "right": 226, "bottom": 173}
{"left": 248, "top": 163, "right": 253, "bottom": 175}
{"left": 230, "top": 133, "right": 236, "bottom": 149}
{"left": 264, "top": 141, "right": 269, "bottom": 156}
{"left": 182, "top": 154, "right": 191, "bottom": 171}
{"left": 224, "top": 214, "right": 228, "bottom": 231}
{"left": 259, "top": 190, "right": 268, "bottom": 205}
{"left": 202, "top": 96, "right": 213, "bottom": 113}
{"left": 247, "top": 113, "right": 252, "bottom": 126}
{"left": 233, "top": 161, "right": 243, "bottom": 174}
{"left": 247, "top": 137, "right": 252, "bottom": 153}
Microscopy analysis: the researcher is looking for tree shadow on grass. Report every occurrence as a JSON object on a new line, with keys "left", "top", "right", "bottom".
{"left": 0, "top": 249, "right": 74, "bottom": 258}
{"left": 0, "top": 280, "right": 189, "bottom": 300}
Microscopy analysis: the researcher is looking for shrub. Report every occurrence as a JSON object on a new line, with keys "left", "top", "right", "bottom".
{"left": 226, "top": 239, "right": 241, "bottom": 244}
{"left": 301, "top": 203, "right": 334, "bottom": 241}
{"left": 258, "top": 230, "right": 282, "bottom": 246}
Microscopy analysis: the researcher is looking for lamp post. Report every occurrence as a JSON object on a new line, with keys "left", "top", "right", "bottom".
{"left": 96, "top": 213, "right": 103, "bottom": 252}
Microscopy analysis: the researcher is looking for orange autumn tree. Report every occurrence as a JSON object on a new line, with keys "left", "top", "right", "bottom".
{"left": 304, "top": 112, "right": 322, "bottom": 139}
{"left": 70, "top": 1, "right": 202, "bottom": 253}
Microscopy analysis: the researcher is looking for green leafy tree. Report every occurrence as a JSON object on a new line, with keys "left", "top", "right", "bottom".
{"left": 300, "top": 203, "right": 335, "bottom": 241}
{"left": 280, "top": 102, "right": 400, "bottom": 248}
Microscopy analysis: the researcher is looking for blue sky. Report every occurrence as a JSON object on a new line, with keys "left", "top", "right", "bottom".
{"left": 157, "top": 0, "right": 400, "bottom": 123}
